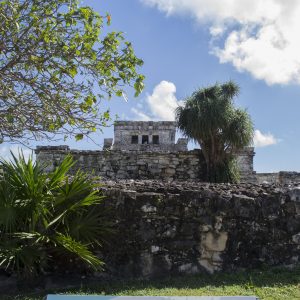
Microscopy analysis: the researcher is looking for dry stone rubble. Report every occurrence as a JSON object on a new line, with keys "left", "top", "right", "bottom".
{"left": 100, "top": 180, "right": 300, "bottom": 277}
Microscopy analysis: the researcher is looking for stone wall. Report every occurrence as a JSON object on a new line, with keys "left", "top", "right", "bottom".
{"left": 256, "top": 172, "right": 300, "bottom": 185}
{"left": 100, "top": 181, "right": 300, "bottom": 277}
{"left": 235, "top": 148, "right": 255, "bottom": 180}
{"left": 279, "top": 172, "right": 300, "bottom": 185}
{"left": 36, "top": 146, "right": 205, "bottom": 180}
{"left": 35, "top": 146, "right": 255, "bottom": 182}
{"left": 256, "top": 173, "right": 279, "bottom": 184}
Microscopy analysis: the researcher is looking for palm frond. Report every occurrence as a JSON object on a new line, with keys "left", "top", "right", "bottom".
{"left": 54, "top": 233, "right": 104, "bottom": 269}
{"left": 0, "top": 241, "right": 47, "bottom": 276}
{"left": 47, "top": 155, "right": 75, "bottom": 189}
{"left": 67, "top": 207, "right": 113, "bottom": 246}
{"left": 0, "top": 151, "right": 108, "bottom": 277}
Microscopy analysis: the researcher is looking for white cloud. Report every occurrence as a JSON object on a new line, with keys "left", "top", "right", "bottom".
{"left": 0, "top": 145, "right": 33, "bottom": 162}
{"left": 141, "top": 0, "right": 300, "bottom": 85}
{"left": 132, "top": 80, "right": 181, "bottom": 121}
{"left": 147, "top": 80, "right": 180, "bottom": 120}
{"left": 209, "top": 25, "right": 225, "bottom": 37}
{"left": 131, "top": 108, "right": 152, "bottom": 121}
{"left": 253, "top": 129, "right": 278, "bottom": 147}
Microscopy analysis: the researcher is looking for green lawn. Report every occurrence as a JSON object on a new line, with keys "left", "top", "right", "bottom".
{"left": 2, "top": 267, "right": 300, "bottom": 300}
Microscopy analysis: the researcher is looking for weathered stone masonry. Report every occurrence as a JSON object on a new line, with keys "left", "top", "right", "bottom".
{"left": 257, "top": 172, "right": 300, "bottom": 185}
{"left": 35, "top": 146, "right": 255, "bottom": 182}
{"left": 36, "top": 146, "right": 205, "bottom": 180}
{"left": 101, "top": 181, "right": 300, "bottom": 277}
{"left": 112, "top": 121, "right": 188, "bottom": 152}
{"left": 35, "top": 121, "right": 256, "bottom": 182}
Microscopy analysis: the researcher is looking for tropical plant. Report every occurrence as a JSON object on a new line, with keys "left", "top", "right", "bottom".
{"left": 176, "top": 81, "right": 253, "bottom": 183}
{"left": 0, "top": 0, "right": 144, "bottom": 143}
{"left": 0, "top": 152, "right": 109, "bottom": 278}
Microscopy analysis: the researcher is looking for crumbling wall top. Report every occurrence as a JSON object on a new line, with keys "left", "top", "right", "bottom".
{"left": 114, "top": 120, "right": 176, "bottom": 129}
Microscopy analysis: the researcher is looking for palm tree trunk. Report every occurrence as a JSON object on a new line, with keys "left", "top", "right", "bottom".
{"left": 197, "top": 139, "right": 210, "bottom": 181}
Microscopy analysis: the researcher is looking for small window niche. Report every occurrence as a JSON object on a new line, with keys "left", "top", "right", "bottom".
{"left": 153, "top": 135, "right": 159, "bottom": 144}
{"left": 131, "top": 135, "right": 138, "bottom": 144}
{"left": 142, "top": 135, "right": 149, "bottom": 144}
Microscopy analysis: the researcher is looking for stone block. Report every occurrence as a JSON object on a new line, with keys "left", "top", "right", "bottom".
{"left": 201, "top": 232, "right": 228, "bottom": 252}
{"left": 233, "top": 194, "right": 256, "bottom": 218}
{"left": 178, "top": 263, "right": 199, "bottom": 274}
{"left": 292, "top": 233, "right": 300, "bottom": 244}
{"left": 289, "top": 187, "right": 300, "bottom": 202}
{"left": 141, "top": 204, "right": 157, "bottom": 213}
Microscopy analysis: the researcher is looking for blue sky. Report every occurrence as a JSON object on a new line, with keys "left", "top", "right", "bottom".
{"left": 2, "top": 0, "right": 300, "bottom": 172}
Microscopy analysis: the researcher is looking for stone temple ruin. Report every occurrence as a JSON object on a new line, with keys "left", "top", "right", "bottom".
{"left": 36, "top": 120, "right": 256, "bottom": 182}
{"left": 32, "top": 121, "right": 300, "bottom": 279}
{"left": 105, "top": 121, "right": 188, "bottom": 152}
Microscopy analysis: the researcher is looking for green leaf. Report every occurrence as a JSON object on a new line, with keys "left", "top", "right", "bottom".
{"left": 6, "top": 114, "right": 14, "bottom": 123}
{"left": 75, "top": 133, "right": 84, "bottom": 141}
{"left": 103, "top": 111, "right": 110, "bottom": 120}
{"left": 84, "top": 95, "right": 94, "bottom": 107}
{"left": 69, "top": 66, "right": 78, "bottom": 77}
{"left": 43, "top": 35, "right": 50, "bottom": 43}
{"left": 79, "top": 7, "right": 91, "bottom": 20}
{"left": 116, "top": 90, "right": 122, "bottom": 97}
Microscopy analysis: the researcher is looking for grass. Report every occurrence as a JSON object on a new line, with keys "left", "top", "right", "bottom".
{"left": 1, "top": 267, "right": 300, "bottom": 300}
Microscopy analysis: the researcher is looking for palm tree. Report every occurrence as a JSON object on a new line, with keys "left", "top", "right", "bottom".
{"left": 176, "top": 81, "right": 253, "bottom": 183}
{"left": 0, "top": 152, "right": 110, "bottom": 278}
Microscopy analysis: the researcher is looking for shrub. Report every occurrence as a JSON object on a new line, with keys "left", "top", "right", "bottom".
{"left": 0, "top": 152, "right": 108, "bottom": 278}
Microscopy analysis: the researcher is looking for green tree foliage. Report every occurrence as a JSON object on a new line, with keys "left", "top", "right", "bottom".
{"left": 176, "top": 81, "right": 254, "bottom": 183}
{"left": 0, "top": 152, "right": 110, "bottom": 278}
{"left": 0, "top": 0, "right": 145, "bottom": 143}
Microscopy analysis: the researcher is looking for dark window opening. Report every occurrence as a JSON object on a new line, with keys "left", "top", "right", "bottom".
{"left": 142, "top": 135, "right": 149, "bottom": 144}
{"left": 131, "top": 135, "right": 138, "bottom": 144}
{"left": 153, "top": 135, "right": 159, "bottom": 144}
